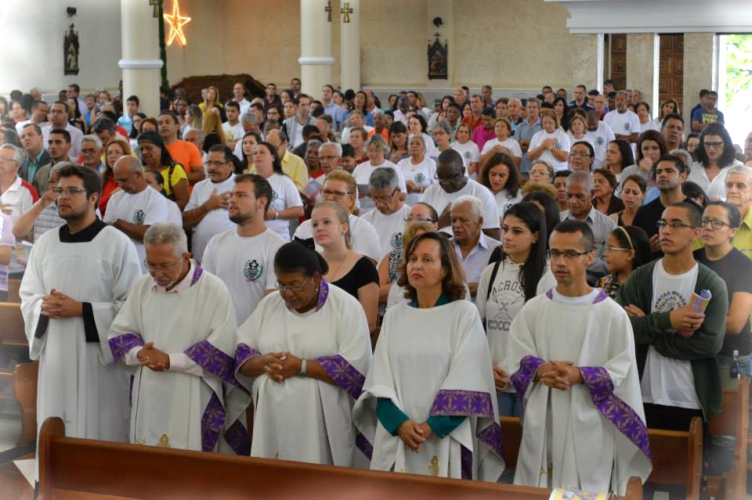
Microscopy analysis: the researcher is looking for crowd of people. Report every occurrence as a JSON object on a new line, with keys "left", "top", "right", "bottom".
{"left": 2, "top": 78, "right": 752, "bottom": 495}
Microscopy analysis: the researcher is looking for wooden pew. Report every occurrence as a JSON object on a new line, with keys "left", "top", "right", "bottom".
{"left": 7, "top": 278, "right": 21, "bottom": 303}
{"left": 38, "top": 417, "right": 643, "bottom": 500}
{"left": 0, "top": 302, "right": 37, "bottom": 445}
{"left": 703, "top": 376, "right": 749, "bottom": 499}
{"left": 500, "top": 415, "right": 702, "bottom": 499}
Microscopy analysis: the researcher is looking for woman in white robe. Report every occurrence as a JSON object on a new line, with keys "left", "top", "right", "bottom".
{"left": 235, "top": 240, "right": 372, "bottom": 466}
{"left": 354, "top": 232, "right": 505, "bottom": 481}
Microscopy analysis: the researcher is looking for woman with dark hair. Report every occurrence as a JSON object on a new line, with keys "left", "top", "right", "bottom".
{"left": 407, "top": 114, "right": 436, "bottom": 157}
{"left": 398, "top": 134, "right": 436, "bottom": 205}
{"left": 427, "top": 95, "right": 455, "bottom": 131}
{"left": 689, "top": 122, "right": 742, "bottom": 200}
{"left": 619, "top": 130, "right": 667, "bottom": 188}
{"left": 682, "top": 181, "right": 709, "bottom": 208}
{"left": 239, "top": 131, "right": 262, "bottom": 172}
{"left": 611, "top": 174, "right": 646, "bottom": 227}
{"left": 605, "top": 139, "right": 635, "bottom": 184}
{"left": 598, "top": 226, "right": 651, "bottom": 299}
{"left": 253, "top": 142, "right": 304, "bottom": 241}
{"left": 592, "top": 168, "right": 624, "bottom": 215}
{"left": 350, "top": 90, "right": 372, "bottom": 126}
{"left": 552, "top": 96, "right": 570, "bottom": 131}
{"left": 387, "top": 94, "right": 398, "bottom": 111}
{"left": 521, "top": 190, "right": 560, "bottom": 245}
{"left": 388, "top": 121, "right": 409, "bottom": 164}
{"left": 138, "top": 131, "right": 190, "bottom": 210}
{"left": 477, "top": 202, "right": 555, "bottom": 416}
{"left": 235, "top": 240, "right": 373, "bottom": 465}
{"left": 480, "top": 152, "right": 522, "bottom": 221}
{"left": 635, "top": 102, "right": 656, "bottom": 132}
{"left": 354, "top": 232, "right": 504, "bottom": 481}
{"left": 100, "top": 138, "right": 132, "bottom": 216}
{"left": 479, "top": 118, "right": 522, "bottom": 169}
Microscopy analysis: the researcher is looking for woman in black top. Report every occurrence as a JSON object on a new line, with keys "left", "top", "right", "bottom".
{"left": 311, "top": 201, "right": 379, "bottom": 340}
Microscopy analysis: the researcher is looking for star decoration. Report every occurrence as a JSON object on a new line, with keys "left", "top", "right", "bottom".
{"left": 164, "top": 0, "right": 191, "bottom": 46}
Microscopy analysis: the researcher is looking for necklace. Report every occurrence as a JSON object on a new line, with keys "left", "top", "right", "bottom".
{"left": 328, "top": 250, "right": 350, "bottom": 282}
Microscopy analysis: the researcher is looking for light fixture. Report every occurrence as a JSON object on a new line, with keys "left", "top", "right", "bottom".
{"left": 164, "top": 0, "right": 191, "bottom": 46}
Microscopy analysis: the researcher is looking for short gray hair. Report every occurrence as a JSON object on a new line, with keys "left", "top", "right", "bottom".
{"left": 81, "top": 135, "right": 103, "bottom": 150}
{"left": 0, "top": 144, "right": 23, "bottom": 165}
{"left": 319, "top": 141, "right": 342, "bottom": 156}
{"left": 567, "top": 170, "right": 594, "bottom": 191}
{"left": 408, "top": 134, "right": 426, "bottom": 149}
{"left": 450, "top": 195, "right": 483, "bottom": 222}
{"left": 726, "top": 165, "right": 752, "bottom": 183}
{"left": 369, "top": 167, "right": 399, "bottom": 191}
{"left": 184, "top": 128, "right": 205, "bottom": 142}
{"left": 366, "top": 134, "right": 390, "bottom": 155}
{"left": 306, "top": 140, "right": 323, "bottom": 155}
{"left": 433, "top": 122, "right": 452, "bottom": 136}
{"left": 144, "top": 222, "right": 188, "bottom": 256}
{"left": 241, "top": 112, "right": 258, "bottom": 125}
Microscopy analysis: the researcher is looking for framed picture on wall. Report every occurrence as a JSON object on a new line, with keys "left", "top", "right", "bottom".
{"left": 428, "top": 34, "right": 448, "bottom": 80}
{"left": 64, "top": 24, "right": 79, "bottom": 75}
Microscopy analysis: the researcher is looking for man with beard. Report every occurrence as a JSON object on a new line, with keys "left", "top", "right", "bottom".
{"left": 20, "top": 165, "right": 140, "bottom": 486}
{"left": 202, "top": 174, "right": 284, "bottom": 326}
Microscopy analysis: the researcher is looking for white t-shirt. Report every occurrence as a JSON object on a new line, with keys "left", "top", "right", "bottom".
{"left": 422, "top": 178, "right": 500, "bottom": 231}
{"left": 585, "top": 122, "right": 616, "bottom": 169}
{"left": 202, "top": 228, "right": 285, "bottom": 326}
{"left": 294, "top": 214, "right": 381, "bottom": 263}
{"left": 641, "top": 260, "right": 700, "bottom": 409}
{"left": 165, "top": 199, "right": 183, "bottom": 226}
{"left": 265, "top": 173, "right": 303, "bottom": 241}
{"left": 103, "top": 186, "right": 168, "bottom": 272}
{"left": 0, "top": 176, "right": 34, "bottom": 224}
{"left": 451, "top": 141, "right": 480, "bottom": 172}
{"left": 604, "top": 110, "right": 641, "bottom": 156}
{"left": 360, "top": 204, "right": 411, "bottom": 259}
{"left": 397, "top": 156, "right": 436, "bottom": 206}
{"left": 528, "top": 128, "right": 571, "bottom": 172}
{"left": 351, "top": 160, "right": 407, "bottom": 212}
{"left": 494, "top": 189, "right": 523, "bottom": 220}
{"left": 222, "top": 121, "right": 245, "bottom": 143}
{"left": 183, "top": 175, "right": 236, "bottom": 262}
{"left": 480, "top": 138, "right": 522, "bottom": 159}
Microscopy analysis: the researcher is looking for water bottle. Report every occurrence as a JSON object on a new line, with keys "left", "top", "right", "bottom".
{"left": 730, "top": 350, "right": 740, "bottom": 380}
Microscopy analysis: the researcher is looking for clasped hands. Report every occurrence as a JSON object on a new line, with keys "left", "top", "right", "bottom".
{"left": 624, "top": 304, "right": 705, "bottom": 335}
{"left": 535, "top": 361, "right": 582, "bottom": 391}
{"left": 137, "top": 342, "right": 170, "bottom": 372}
{"left": 493, "top": 365, "right": 511, "bottom": 393}
{"left": 397, "top": 420, "right": 433, "bottom": 452}
{"left": 40, "top": 289, "right": 82, "bottom": 319}
{"left": 261, "top": 352, "right": 302, "bottom": 383}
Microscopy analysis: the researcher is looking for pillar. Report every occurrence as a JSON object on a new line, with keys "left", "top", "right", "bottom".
{"left": 340, "top": 0, "right": 360, "bottom": 91}
{"left": 571, "top": 34, "right": 604, "bottom": 93}
{"left": 119, "top": 0, "right": 163, "bottom": 117}
{"left": 298, "top": 0, "right": 333, "bottom": 96}
{"left": 627, "top": 33, "right": 659, "bottom": 111}
{"left": 683, "top": 33, "right": 717, "bottom": 121}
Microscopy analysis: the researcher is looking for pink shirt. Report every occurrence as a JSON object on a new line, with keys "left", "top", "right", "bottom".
{"left": 472, "top": 125, "right": 496, "bottom": 152}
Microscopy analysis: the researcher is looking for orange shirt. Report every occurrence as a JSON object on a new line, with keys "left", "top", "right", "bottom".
{"left": 165, "top": 140, "right": 203, "bottom": 174}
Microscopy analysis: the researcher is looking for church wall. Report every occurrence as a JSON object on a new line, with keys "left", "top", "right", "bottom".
{"left": 0, "top": 0, "right": 122, "bottom": 96}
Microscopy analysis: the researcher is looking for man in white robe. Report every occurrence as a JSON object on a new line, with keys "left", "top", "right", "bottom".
{"left": 108, "top": 222, "right": 249, "bottom": 454}
{"left": 506, "top": 220, "right": 651, "bottom": 495}
{"left": 20, "top": 165, "right": 141, "bottom": 480}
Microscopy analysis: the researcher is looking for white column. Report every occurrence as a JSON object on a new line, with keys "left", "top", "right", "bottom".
{"left": 340, "top": 0, "right": 360, "bottom": 91}
{"left": 627, "top": 33, "right": 659, "bottom": 111}
{"left": 119, "top": 0, "right": 163, "bottom": 117}
{"left": 299, "top": 0, "right": 333, "bottom": 96}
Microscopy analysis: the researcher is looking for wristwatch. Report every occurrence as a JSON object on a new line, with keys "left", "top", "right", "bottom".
{"left": 299, "top": 358, "right": 307, "bottom": 376}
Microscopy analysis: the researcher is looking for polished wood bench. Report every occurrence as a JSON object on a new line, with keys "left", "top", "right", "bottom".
{"left": 500, "top": 415, "right": 702, "bottom": 499}
{"left": 38, "top": 417, "right": 643, "bottom": 500}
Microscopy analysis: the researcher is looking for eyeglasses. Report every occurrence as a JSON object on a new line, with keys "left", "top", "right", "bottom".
{"left": 0, "top": 156, "right": 16, "bottom": 163}
{"left": 322, "top": 189, "right": 352, "bottom": 199}
{"left": 206, "top": 160, "right": 228, "bottom": 167}
{"left": 703, "top": 141, "right": 724, "bottom": 149}
{"left": 656, "top": 220, "right": 695, "bottom": 229}
{"left": 404, "top": 215, "right": 436, "bottom": 223}
{"left": 372, "top": 187, "right": 398, "bottom": 203}
{"left": 570, "top": 151, "right": 591, "bottom": 158}
{"left": 605, "top": 246, "right": 631, "bottom": 253}
{"left": 276, "top": 279, "right": 308, "bottom": 293}
{"left": 144, "top": 258, "right": 183, "bottom": 272}
{"left": 547, "top": 249, "right": 591, "bottom": 260}
{"left": 701, "top": 218, "right": 731, "bottom": 229}
{"left": 52, "top": 187, "right": 88, "bottom": 197}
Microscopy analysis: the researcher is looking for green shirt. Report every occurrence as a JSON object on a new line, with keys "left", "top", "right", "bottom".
{"left": 733, "top": 208, "right": 752, "bottom": 261}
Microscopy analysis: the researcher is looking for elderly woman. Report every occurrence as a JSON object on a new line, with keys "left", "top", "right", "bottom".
{"left": 398, "top": 134, "right": 436, "bottom": 205}
{"left": 527, "top": 109, "right": 571, "bottom": 172}
{"left": 611, "top": 174, "right": 646, "bottom": 227}
{"left": 138, "top": 131, "right": 190, "bottom": 210}
{"left": 294, "top": 170, "right": 382, "bottom": 263}
{"left": 311, "top": 201, "right": 379, "bottom": 338}
{"left": 528, "top": 160, "right": 555, "bottom": 186}
{"left": 354, "top": 232, "right": 505, "bottom": 481}
{"left": 352, "top": 135, "right": 407, "bottom": 212}
{"left": 253, "top": 142, "right": 304, "bottom": 241}
{"left": 480, "top": 152, "right": 522, "bottom": 221}
{"left": 451, "top": 123, "right": 480, "bottom": 177}
{"left": 235, "top": 241, "right": 372, "bottom": 465}
{"left": 592, "top": 168, "right": 624, "bottom": 215}
{"left": 480, "top": 118, "right": 522, "bottom": 169}
{"left": 430, "top": 122, "right": 453, "bottom": 161}
{"left": 688, "top": 123, "right": 742, "bottom": 201}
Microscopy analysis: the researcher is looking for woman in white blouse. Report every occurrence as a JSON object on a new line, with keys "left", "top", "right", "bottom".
{"left": 527, "top": 109, "right": 570, "bottom": 172}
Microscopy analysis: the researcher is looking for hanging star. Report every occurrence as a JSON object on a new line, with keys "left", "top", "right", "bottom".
{"left": 164, "top": 0, "right": 191, "bottom": 46}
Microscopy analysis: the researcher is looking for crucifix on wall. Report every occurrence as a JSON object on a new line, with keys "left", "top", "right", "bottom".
{"left": 341, "top": 2, "right": 353, "bottom": 23}
{"left": 325, "top": 1, "right": 332, "bottom": 22}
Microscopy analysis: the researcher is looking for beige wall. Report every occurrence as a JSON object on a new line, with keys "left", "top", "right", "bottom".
{"left": 164, "top": 0, "right": 576, "bottom": 92}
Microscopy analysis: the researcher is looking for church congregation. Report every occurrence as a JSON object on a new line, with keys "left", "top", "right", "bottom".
{"left": 3, "top": 61, "right": 752, "bottom": 497}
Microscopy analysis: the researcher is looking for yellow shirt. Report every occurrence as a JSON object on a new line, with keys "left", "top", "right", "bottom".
{"left": 733, "top": 207, "right": 752, "bottom": 260}
{"left": 160, "top": 164, "right": 189, "bottom": 197}
{"left": 247, "top": 151, "right": 308, "bottom": 191}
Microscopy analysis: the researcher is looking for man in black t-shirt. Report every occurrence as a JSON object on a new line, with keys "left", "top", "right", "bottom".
{"left": 694, "top": 201, "right": 752, "bottom": 386}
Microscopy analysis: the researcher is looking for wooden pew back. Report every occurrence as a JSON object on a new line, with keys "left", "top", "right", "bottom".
{"left": 7, "top": 278, "right": 21, "bottom": 303}
{"left": 0, "top": 302, "right": 27, "bottom": 346}
{"left": 38, "top": 417, "right": 643, "bottom": 500}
